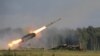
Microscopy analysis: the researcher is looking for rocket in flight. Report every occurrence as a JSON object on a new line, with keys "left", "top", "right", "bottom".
{"left": 8, "top": 18, "right": 62, "bottom": 48}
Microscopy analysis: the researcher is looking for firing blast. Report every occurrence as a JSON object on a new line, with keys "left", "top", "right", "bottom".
{"left": 8, "top": 18, "right": 61, "bottom": 48}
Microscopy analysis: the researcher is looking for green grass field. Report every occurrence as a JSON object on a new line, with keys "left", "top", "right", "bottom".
{"left": 0, "top": 49, "right": 100, "bottom": 56}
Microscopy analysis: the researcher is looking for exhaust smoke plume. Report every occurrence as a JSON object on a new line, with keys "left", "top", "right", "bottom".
{"left": 40, "top": 28, "right": 79, "bottom": 49}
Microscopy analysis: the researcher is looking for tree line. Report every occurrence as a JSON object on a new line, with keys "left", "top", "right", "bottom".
{"left": 77, "top": 26, "right": 100, "bottom": 50}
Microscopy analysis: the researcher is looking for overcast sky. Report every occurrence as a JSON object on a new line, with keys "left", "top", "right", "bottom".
{"left": 0, "top": 0, "right": 100, "bottom": 29}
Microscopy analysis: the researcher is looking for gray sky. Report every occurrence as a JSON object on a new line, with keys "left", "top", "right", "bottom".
{"left": 0, "top": 0, "right": 100, "bottom": 29}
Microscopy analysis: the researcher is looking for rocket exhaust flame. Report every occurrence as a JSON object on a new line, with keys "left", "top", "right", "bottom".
{"left": 29, "top": 26, "right": 47, "bottom": 34}
{"left": 8, "top": 18, "right": 61, "bottom": 49}
{"left": 8, "top": 26, "right": 47, "bottom": 48}
{"left": 8, "top": 39, "right": 22, "bottom": 48}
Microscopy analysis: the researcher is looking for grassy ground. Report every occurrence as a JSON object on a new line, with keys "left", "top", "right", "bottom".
{"left": 0, "top": 49, "right": 100, "bottom": 56}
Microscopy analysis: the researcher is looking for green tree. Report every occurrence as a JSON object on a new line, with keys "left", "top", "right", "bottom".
{"left": 87, "top": 26, "right": 96, "bottom": 50}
